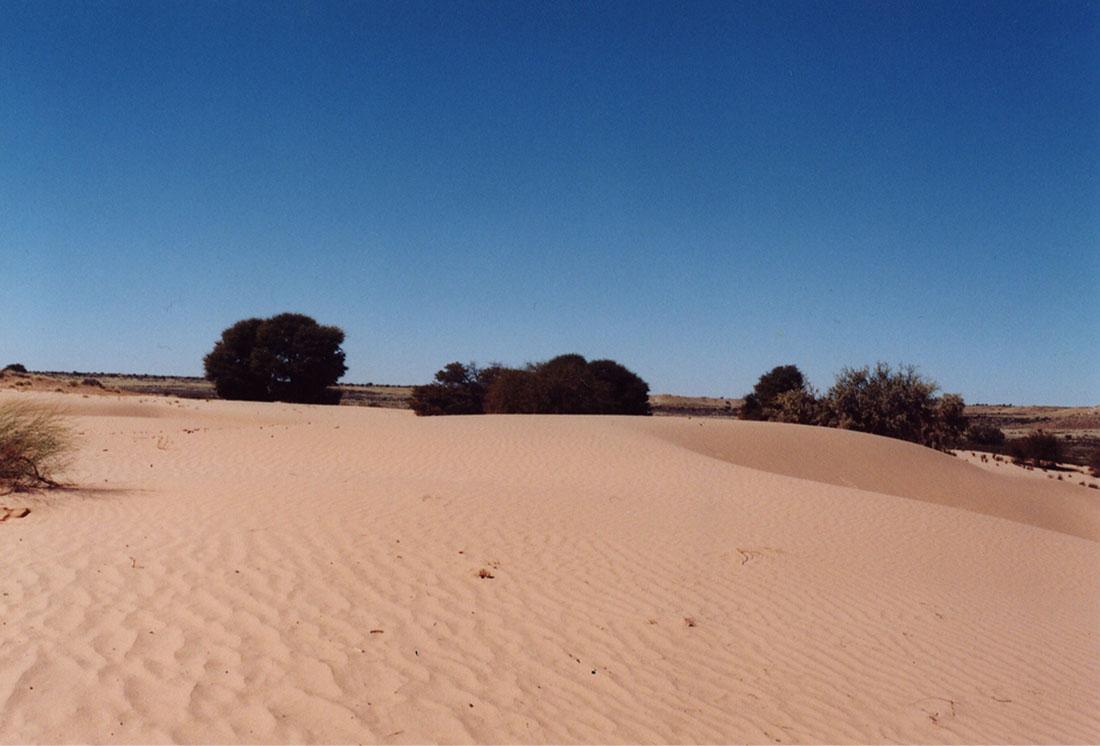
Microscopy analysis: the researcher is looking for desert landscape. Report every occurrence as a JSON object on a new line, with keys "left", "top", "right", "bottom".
{"left": 1, "top": 384, "right": 1098, "bottom": 743}
{"left": 4, "top": 2, "right": 1097, "bottom": 743}
{"left": 9, "top": 370, "right": 1099, "bottom": 453}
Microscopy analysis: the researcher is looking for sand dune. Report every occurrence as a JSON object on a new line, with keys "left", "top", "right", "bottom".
{"left": 1, "top": 390, "right": 1098, "bottom": 743}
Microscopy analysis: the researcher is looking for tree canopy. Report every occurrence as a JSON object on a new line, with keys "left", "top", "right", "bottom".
{"left": 203, "top": 313, "right": 347, "bottom": 404}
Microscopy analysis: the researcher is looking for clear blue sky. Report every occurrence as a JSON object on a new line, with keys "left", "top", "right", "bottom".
{"left": 2, "top": 1, "right": 1097, "bottom": 404}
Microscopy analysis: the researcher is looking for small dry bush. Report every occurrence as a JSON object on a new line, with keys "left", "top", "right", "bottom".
{"left": 0, "top": 401, "right": 72, "bottom": 492}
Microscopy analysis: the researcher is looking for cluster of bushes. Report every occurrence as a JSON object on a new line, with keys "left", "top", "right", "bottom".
{"left": 196, "top": 315, "right": 1090, "bottom": 472}
{"left": 0, "top": 402, "right": 71, "bottom": 492}
{"left": 204, "top": 313, "right": 347, "bottom": 404}
{"left": 964, "top": 423, "right": 1006, "bottom": 447}
{"left": 1006, "top": 431, "right": 1063, "bottom": 469}
{"left": 409, "top": 354, "right": 650, "bottom": 416}
{"left": 738, "top": 362, "right": 968, "bottom": 451}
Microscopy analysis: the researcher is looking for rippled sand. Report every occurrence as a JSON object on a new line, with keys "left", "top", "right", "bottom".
{"left": 1, "top": 390, "right": 1097, "bottom": 743}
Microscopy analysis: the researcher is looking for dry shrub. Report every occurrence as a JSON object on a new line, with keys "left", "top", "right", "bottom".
{"left": 0, "top": 401, "right": 72, "bottom": 492}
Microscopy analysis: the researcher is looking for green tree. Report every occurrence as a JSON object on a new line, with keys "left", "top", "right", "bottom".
{"left": 203, "top": 313, "right": 347, "bottom": 404}
{"left": 739, "top": 365, "right": 807, "bottom": 421}
{"left": 588, "top": 359, "right": 651, "bottom": 415}
{"left": 408, "top": 362, "right": 488, "bottom": 416}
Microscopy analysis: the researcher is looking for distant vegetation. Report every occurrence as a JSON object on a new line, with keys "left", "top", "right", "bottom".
{"left": 964, "top": 423, "right": 1006, "bottom": 447}
{"left": 1090, "top": 448, "right": 1100, "bottom": 477}
{"left": 407, "top": 362, "right": 490, "bottom": 416}
{"left": 739, "top": 362, "right": 968, "bottom": 451}
{"left": 738, "top": 365, "right": 811, "bottom": 422}
{"left": 203, "top": 313, "right": 347, "bottom": 404}
{"left": 409, "top": 354, "right": 651, "bottom": 416}
{"left": 0, "top": 401, "right": 71, "bottom": 492}
{"left": 2, "top": 363, "right": 27, "bottom": 374}
{"left": 1007, "top": 431, "right": 1064, "bottom": 469}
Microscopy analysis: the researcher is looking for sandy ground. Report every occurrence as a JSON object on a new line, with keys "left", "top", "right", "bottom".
{"left": 1, "top": 390, "right": 1098, "bottom": 744}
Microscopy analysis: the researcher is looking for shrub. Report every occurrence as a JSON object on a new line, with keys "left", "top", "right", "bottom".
{"left": 770, "top": 387, "right": 824, "bottom": 425}
{"left": 203, "top": 313, "right": 347, "bottom": 404}
{"left": 482, "top": 368, "right": 544, "bottom": 414}
{"left": 2, "top": 363, "right": 27, "bottom": 374}
{"left": 0, "top": 402, "right": 72, "bottom": 491}
{"left": 586, "top": 359, "right": 651, "bottom": 415}
{"left": 928, "top": 393, "right": 968, "bottom": 451}
{"left": 408, "top": 362, "right": 489, "bottom": 416}
{"left": 965, "top": 423, "right": 1006, "bottom": 446}
{"left": 1007, "top": 430, "right": 1063, "bottom": 469}
{"left": 416, "top": 354, "right": 651, "bottom": 416}
{"left": 738, "top": 365, "right": 806, "bottom": 421}
{"left": 820, "top": 363, "right": 967, "bottom": 450}
{"left": 1090, "top": 448, "right": 1100, "bottom": 478}
{"left": 491, "top": 354, "right": 650, "bottom": 415}
{"left": 532, "top": 354, "right": 597, "bottom": 414}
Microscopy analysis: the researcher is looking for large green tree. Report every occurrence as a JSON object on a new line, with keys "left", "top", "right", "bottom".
{"left": 203, "top": 313, "right": 347, "bottom": 404}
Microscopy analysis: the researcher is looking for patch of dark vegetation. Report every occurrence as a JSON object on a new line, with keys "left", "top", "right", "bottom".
{"left": 735, "top": 362, "right": 967, "bottom": 452}
{"left": 409, "top": 354, "right": 651, "bottom": 416}
{"left": 203, "top": 313, "right": 347, "bottom": 404}
{"left": 1006, "top": 430, "right": 1064, "bottom": 469}
{"left": 964, "top": 423, "right": 1006, "bottom": 447}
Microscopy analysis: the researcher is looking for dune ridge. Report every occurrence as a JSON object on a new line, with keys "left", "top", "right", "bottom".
{"left": 1, "top": 390, "right": 1097, "bottom": 743}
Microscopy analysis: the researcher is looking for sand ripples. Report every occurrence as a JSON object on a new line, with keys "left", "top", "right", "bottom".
{"left": 1, "top": 393, "right": 1097, "bottom": 742}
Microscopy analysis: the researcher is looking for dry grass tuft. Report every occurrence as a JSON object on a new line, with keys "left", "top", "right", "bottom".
{"left": 0, "top": 401, "right": 72, "bottom": 492}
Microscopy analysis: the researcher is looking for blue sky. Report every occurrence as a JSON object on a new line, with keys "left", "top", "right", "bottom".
{"left": 2, "top": 1, "right": 1097, "bottom": 404}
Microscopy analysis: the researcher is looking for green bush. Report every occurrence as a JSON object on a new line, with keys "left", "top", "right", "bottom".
{"left": 0, "top": 402, "right": 72, "bottom": 491}
{"left": 820, "top": 363, "right": 967, "bottom": 450}
{"left": 1008, "top": 431, "right": 1063, "bottom": 468}
{"left": 203, "top": 313, "right": 347, "bottom": 404}
{"left": 490, "top": 354, "right": 650, "bottom": 415}
{"left": 738, "top": 365, "right": 806, "bottom": 421}
{"left": 413, "top": 354, "right": 651, "bottom": 416}
{"left": 408, "top": 362, "right": 490, "bottom": 416}
{"left": 481, "top": 368, "right": 543, "bottom": 414}
{"left": 2, "top": 363, "right": 27, "bottom": 374}
{"left": 586, "top": 359, "right": 651, "bottom": 415}
{"left": 770, "top": 388, "right": 824, "bottom": 425}
{"left": 965, "top": 423, "right": 1006, "bottom": 446}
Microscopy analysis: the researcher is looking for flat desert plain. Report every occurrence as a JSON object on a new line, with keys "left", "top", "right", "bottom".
{"left": 1, "top": 390, "right": 1098, "bottom": 744}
